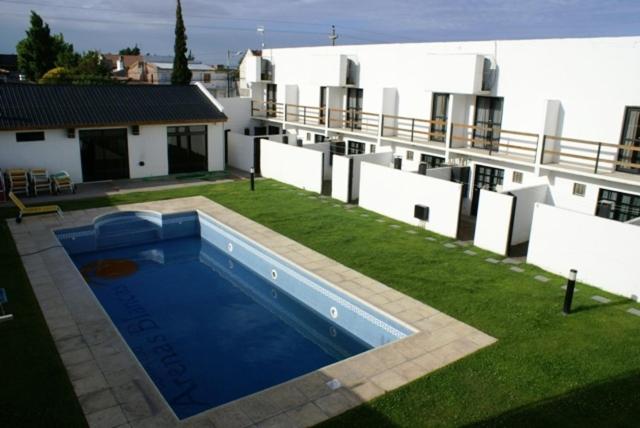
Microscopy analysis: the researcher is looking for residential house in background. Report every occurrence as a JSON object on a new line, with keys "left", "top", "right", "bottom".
{"left": 102, "top": 54, "right": 142, "bottom": 79}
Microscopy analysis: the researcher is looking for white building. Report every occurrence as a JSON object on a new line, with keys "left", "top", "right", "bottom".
{"left": 240, "top": 36, "right": 640, "bottom": 222}
{"left": 234, "top": 36, "right": 640, "bottom": 298}
{"left": 0, "top": 83, "right": 227, "bottom": 183}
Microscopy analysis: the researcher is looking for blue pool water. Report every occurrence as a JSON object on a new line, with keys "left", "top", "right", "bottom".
{"left": 56, "top": 211, "right": 412, "bottom": 419}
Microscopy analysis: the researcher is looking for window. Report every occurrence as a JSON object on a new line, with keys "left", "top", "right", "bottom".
{"left": 596, "top": 188, "right": 640, "bottom": 222}
{"left": 348, "top": 141, "right": 365, "bottom": 155}
{"left": 430, "top": 93, "right": 449, "bottom": 142}
{"left": 473, "top": 96, "right": 504, "bottom": 152}
{"left": 203, "top": 73, "right": 211, "bottom": 83}
{"left": 370, "top": 144, "right": 376, "bottom": 154}
{"left": 329, "top": 141, "right": 345, "bottom": 165}
{"left": 306, "top": 132, "right": 311, "bottom": 141}
{"left": 512, "top": 171, "right": 523, "bottom": 184}
{"left": 314, "top": 134, "right": 326, "bottom": 143}
{"left": 617, "top": 107, "right": 640, "bottom": 174}
{"left": 406, "top": 150, "right": 414, "bottom": 161}
{"left": 572, "top": 183, "right": 586, "bottom": 197}
{"left": 16, "top": 131, "right": 45, "bottom": 142}
{"left": 266, "top": 84, "right": 277, "bottom": 117}
{"left": 167, "top": 125, "right": 208, "bottom": 174}
{"left": 319, "top": 86, "right": 327, "bottom": 125}
{"left": 346, "top": 88, "right": 363, "bottom": 130}
{"left": 420, "top": 154, "right": 445, "bottom": 168}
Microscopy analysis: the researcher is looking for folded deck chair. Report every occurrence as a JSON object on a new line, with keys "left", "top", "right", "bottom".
{"left": 29, "top": 168, "right": 52, "bottom": 196}
{"left": 50, "top": 171, "right": 75, "bottom": 194}
{"left": 0, "top": 288, "right": 13, "bottom": 323}
{"left": 7, "top": 168, "right": 29, "bottom": 196}
{"left": 9, "top": 192, "right": 62, "bottom": 223}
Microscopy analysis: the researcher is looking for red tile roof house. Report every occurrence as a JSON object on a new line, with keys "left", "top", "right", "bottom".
{"left": 0, "top": 83, "right": 227, "bottom": 183}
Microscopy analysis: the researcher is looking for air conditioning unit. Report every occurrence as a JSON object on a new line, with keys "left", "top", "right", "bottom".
{"left": 414, "top": 205, "right": 429, "bottom": 221}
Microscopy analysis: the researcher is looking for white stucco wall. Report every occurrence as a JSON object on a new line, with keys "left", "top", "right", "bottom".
{"left": 0, "top": 122, "right": 225, "bottom": 183}
{"left": 227, "top": 131, "right": 255, "bottom": 172}
{"left": 474, "top": 190, "right": 514, "bottom": 255}
{"left": 359, "top": 162, "right": 462, "bottom": 237}
{"left": 528, "top": 203, "right": 640, "bottom": 299}
{"left": 259, "top": 139, "right": 324, "bottom": 193}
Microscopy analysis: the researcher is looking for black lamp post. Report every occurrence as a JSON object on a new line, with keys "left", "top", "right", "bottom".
{"left": 250, "top": 167, "right": 255, "bottom": 191}
{"left": 563, "top": 269, "right": 578, "bottom": 315}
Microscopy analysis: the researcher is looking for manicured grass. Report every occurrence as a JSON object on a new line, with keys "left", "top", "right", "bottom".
{"left": 1, "top": 179, "right": 639, "bottom": 427}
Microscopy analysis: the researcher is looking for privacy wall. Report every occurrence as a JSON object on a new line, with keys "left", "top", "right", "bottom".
{"left": 359, "top": 162, "right": 462, "bottom": 238}
{"left": 332, "top": 152, "right": 393, "bottom": 203}
{"left": 260, "top": 139, "right": 324, "bottom": 193}
{"left": 528, "top": 203, "right": 640, "bottom": 299}
{"left": 473, "top": 190, "right": 515, "bottom": 255}
{"left": 227, "top": 132, "right": 254, "bottom": 172}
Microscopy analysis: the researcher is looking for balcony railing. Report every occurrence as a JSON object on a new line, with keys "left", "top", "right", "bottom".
{"left": 284, "top": 104, "right": 325, "bottom": 126}
{"left": 541, "top": 135, "right": 640, "bottom": 174}
{"left": 251, "top": 100, "right": 284, "bottom": 120}
{"left": 450, "top": 123, "right": 539, "bottom": 163}
{"left": 327, "top": 108, "right": 379, "bottom": 135}
{"left": 381, "top": 114, "right": 446, "bottom": 146}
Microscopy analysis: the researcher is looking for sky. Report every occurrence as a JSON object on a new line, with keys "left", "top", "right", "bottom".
{"left": 1, "top": 0, "right": 639, "bottom": 65}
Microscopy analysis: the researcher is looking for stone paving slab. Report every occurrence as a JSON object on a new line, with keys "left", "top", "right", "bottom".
{"left": 510, "top": 267, "right": 524, "bottom": 273}
{"left": 591, "top": 295, "right": 611, "bottom": 304}
{"left": 534, "top": 275, "right": 549, "bottom": 283}
{"left": 9, "top": 196, "right": 496, "bottom": 427}
{"left": 627, "top": 308, "right": 640, "bottom": 317}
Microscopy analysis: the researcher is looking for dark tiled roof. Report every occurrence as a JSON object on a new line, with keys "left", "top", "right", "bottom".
{"left": 0, "top": 84, "right": 227, "bottom": 131}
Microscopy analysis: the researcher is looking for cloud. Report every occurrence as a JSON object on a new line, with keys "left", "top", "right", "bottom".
{"left": 0, "top": 0, "right": 638, "bottom": 64}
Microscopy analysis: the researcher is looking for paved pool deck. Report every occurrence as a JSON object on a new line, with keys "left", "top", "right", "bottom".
{"left": 8, "top": 197, "right": 496, "bottom": 428}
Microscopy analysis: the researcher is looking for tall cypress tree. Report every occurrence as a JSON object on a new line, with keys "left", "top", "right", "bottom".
{"left": 171, "top": 0, "right": 192, "bottom": 85}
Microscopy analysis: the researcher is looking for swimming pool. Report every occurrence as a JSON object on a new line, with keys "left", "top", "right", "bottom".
{"left": 55, "top": 211, "right": 413, "bottom": 419}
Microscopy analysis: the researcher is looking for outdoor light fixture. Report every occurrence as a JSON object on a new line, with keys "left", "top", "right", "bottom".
{"left": 563, "top": 269, "right": 578, "bottom": 314}
{"left": 250, "top": 166, "right": 255, "bottom": 191}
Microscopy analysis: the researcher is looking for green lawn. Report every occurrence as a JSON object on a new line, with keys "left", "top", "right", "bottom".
{"left": 1, "top": 179, "right": 639, "bottom": 427}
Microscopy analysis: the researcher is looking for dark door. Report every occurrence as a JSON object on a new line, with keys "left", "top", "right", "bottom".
{"left": 430, "top": 93, "right": 449, "bottom": 142}
{"left": 596, "top": 188, "right": 640, "bottom": 222}
{"left": 80, "top": 128, "right": 129, "bottom": 182}
{"left": 617, "top": 107, "right": 640, "bottom": 174}
{"left": 473, "top": 96, "right": 504, "bottom": 152}
{"left": 253, "top": 137, "right": 261, "bottom": 175}
{"left": 266, "top": 84, "right": 277, "bottom": 117}
{"left": 319, "top": 86, "right": 327, "bottom": 125}
{"left": 346, "top": 88, "right": 363, "bottom": 130}
{"left": 167, "top": 125, "right": 208, "bottom": 174}
{"left": 329, "top": 141, "right": 345, "bottom": 166}
{"left": 471, "top": 164, "right": 504, "bottom": 215}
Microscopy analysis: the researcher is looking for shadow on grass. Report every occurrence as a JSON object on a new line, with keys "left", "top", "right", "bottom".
{"left": 465, "top": 370, "right": 640, "bottom": 428}
{"left": 572, "top": 298, "right": 630, "bottom": 314}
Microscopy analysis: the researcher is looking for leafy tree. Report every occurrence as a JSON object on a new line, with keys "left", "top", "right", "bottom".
{"left": 16, "top": 11, "right": 58, "bottom": 81}
{"left": 40, "top": 51, "right": 114, "bottom": 85}
{"left": 171, "top": 0, "right": 192, "bottom": 85}
{"left": 38, "top": 67, "right": 72, "bottom": 84}
{"left": 53, "top": 34, "right": 79, "bottom": 69}
{"left": 119, "top": 45, "right": 140, "bottom": 56}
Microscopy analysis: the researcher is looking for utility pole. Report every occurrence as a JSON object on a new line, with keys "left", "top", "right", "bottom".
{"left": 329, "top": 25, "right": 338, "bottom": 46}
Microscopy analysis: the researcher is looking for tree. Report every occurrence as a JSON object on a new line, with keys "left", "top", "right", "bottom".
{"left": 171, "top": 0, "right": 191, "bottom": 85}
{"left": 119, "top": 45, "right": 140, "bottom": 56}
{"left": 16, "top": 11, "right": 58, "bottom": 81}
{"left": 39, "top": 67, "right": 72, "bottom": 84}
{"left": 53, "top": 34, "right": 79, "bottom": 69}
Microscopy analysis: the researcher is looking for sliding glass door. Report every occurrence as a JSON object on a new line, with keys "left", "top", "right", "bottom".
{"left": 167, "top": 126, "right": 208, "bottom": 174}
{"left": 617, "top": 107, "right": 640, "bottom": 174}
{"left": 346, "top": 88, "right": 363, "bottom": 130}
{"left": 80, "top": 129, "right": 129, "bottom": 182}
{"left": 473, "top": 96, "right": 503, "bottom": 151}
{"left": 430, "top": 93, "right": 449, "bottom": 142}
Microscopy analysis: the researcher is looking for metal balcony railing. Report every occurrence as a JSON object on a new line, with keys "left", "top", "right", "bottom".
{"left": 542, "top": 135, "right": 640, "bottom": 174}
{"left": 327, "top": 108, "right": 379, "bottom": 135}
{"left": 450, "top": 123, "right": 539, "bottom": 163}
{"left": 381, "top": 114, "right": 447, "bottom": 145}
{"left": 251, "top": 100, "right": 284, "bottom": 119}
{"left": 284, "top": 104, "right": 325, "bottom": 126}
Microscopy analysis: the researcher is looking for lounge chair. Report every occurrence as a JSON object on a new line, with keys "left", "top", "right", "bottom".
{"left": 9, "top": 191, "right": 63, "bottom": 223}
{"left": 29, "top": 168, "right": 52, "bottom": 196}
{"left": 0, "top": 288, "right": 13, "bottom": 323}
{"left": 50, "top": 171, "right": 75, "bottom": 194}
{"left": 7, "top": 168, "right": 29, "bottom": 196}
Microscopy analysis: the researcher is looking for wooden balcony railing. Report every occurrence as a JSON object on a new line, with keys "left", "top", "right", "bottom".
{"left": 251, "top": 100, "right": 284, "bottom": 119}
{"left": 381, "top": 114, "right": 446, "bottom": 145}
{"left": 284, "top": 104, "right": 325, "bottom": 126}
{"left": 451, "top": 123, "right": 539, "bottom": 162}
{"left": 542, "top": 135, "right": 640, "bottom": 174}
{"left": 327, "top": 108, "right": 379, "bottom": 135}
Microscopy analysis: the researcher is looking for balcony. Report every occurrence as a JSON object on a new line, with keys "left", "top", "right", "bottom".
{"left": 284, "top": 104, "right": 325, "bottom": 127}
{"left": 327, "top": 108, "right": 379, "bottom": 136}
{"left": 251, "top": 100, "right": 284, "bottom": 120}
{"left": 449, "top": 123, "right": 539, "bottom": 165}
{"left": 541, "top": 135, "right": 640, "bottom": 184}
{"left": 380, "top": 114, "right": 446, "bottom": 149}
